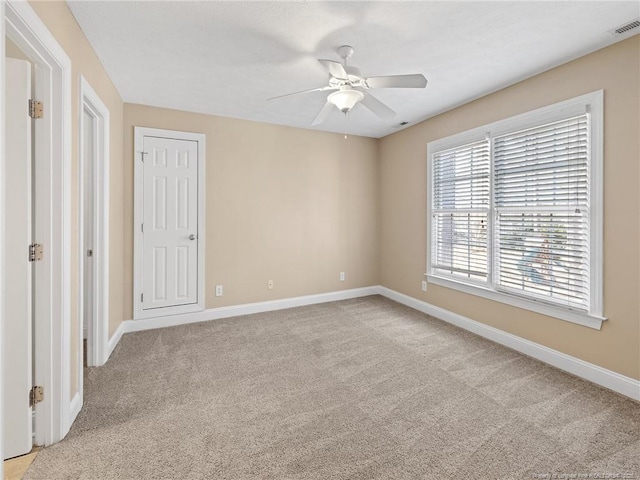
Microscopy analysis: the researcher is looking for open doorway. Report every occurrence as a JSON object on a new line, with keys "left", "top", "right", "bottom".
{"left": 79, "top": 76, "right": 110, "bottom": 372}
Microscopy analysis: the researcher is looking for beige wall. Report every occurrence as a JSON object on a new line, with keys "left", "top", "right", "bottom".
{"left": 5, "top": 37, "right": 29, "bottom": 61}
{"left": 379, "top": 36, "right": 640, "bottom": 380}
{"left": 123, "top": 105, "right": 379, "bottom": 317}
{"left": 27, "top": 1, "right": 125, "bottom": 395}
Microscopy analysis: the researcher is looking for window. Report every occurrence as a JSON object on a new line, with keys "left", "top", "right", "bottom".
{"left": 427, "top": 91, "right": 604, "bottom": 329}
{"left": 432, "top": 140, "right": 489, "bottom": 283}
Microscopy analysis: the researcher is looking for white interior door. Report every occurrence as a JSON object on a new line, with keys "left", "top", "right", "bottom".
{"left": 142, "top": 136, "right": 199, "bottom": 311}
{"left": 3, "top": 57, "right": 33, "bottom": 459}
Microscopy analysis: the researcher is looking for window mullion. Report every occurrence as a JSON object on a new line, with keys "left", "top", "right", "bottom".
{"left": 487, "top": 134, "right": 495, "bottom": 290}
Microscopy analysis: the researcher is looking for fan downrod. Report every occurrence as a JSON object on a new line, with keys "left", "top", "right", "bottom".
{"left": 337, "top": 45, "right": 354, "bottom": 64}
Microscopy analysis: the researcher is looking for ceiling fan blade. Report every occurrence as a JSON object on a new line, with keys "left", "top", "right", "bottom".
{"left": 360, "top": 92, "right": 396, "bottom": 120}
{"left": 311, "top": 101, "right": 335, "bottom": 126}
{"left": 267, "top": 86, "right": 333, "bottom": 101}
{"left": 366, "top": 74, "right": 428, "bottom": 89}
{"left": 318, "top": 59, "right": 348, "bottom": 80}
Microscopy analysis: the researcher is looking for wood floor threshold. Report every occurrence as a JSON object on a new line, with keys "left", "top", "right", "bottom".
{"left": 3, "top": 447, "right": 40, "bottom": 480}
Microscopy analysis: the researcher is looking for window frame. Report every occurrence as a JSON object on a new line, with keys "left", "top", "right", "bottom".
{"left": 426, "top": 91, "right": 605, "bottom": 330}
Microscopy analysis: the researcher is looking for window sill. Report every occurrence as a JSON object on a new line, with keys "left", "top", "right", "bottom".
{"left": 426, "top": 274, "right": 606, "bottom": 330}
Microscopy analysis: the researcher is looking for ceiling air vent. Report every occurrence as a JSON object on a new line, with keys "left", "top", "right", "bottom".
{"left": 610, "top": 18, "right": 640, "bottom": 36}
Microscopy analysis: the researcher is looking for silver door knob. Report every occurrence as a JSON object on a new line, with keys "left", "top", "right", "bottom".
{"left": 188, "top": 234, "right": 196, "bottom": 240}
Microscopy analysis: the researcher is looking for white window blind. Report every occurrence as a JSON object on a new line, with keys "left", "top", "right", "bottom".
{"left": 494, "top": 115, "right": 590, "bottom": 310}
{"left": 427, "top": 91, "right": 603, "bottom": 328}
{"left": 432, "top": 140, "right": 490, "bottom": 282}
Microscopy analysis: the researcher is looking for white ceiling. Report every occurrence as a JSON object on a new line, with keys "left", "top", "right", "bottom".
{"left": 67, "top": 1, "right": 639, "bottom": 138}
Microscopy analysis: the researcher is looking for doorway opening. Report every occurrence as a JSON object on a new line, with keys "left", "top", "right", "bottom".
{"left": 79, "top": 75, "right": 110, "bottom": 371}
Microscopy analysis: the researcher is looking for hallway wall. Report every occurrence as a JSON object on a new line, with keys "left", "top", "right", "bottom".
{"left": 28, "top": 0, "right": 124, "bottom": 396}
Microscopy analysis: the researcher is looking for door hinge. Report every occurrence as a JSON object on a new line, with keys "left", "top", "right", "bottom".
{"left": 29, "top": 386, "right": 44, "bottom": 407}
{"left": 141, "top": 293, "right": 144, "bottom": 303}
{"left": 140, "top": 151, "right": 148, "bottom": 162}
{"left": 29, "top": 99, "right": 43, "bottom": 119}
{"left": 141, "top": 223, "right": 144, "bottom": 233}
{"left": 29, "top": 243, "right": 43, "bottom": 262}
{"left": 87, "top": 249, "right": 93, "bottom": 257}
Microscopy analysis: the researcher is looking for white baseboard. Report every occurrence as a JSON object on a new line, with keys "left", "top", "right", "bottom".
{"left": 123, "top": 286, "right": 380, "bottom": 334}
{"left": 69, "top": 392, "right": 82, "bottom": 426}
{"left": 378, "top": 286, "right": 640, "bottom": 401}
{"left": 106, "top": 321, "right": 125, "bottom": 362}
{"left": 103, "top": 284, "right": 639, "bottom": 401}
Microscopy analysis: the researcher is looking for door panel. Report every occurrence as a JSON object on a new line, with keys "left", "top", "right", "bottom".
{"left": 142, "top": 136, "right": 198, "bottom": 310}
{"left": 3, "top": 58, "right": 33, "bottom": 459}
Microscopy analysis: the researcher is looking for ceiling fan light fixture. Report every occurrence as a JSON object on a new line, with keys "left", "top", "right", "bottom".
{"left": 328, "top": 89, "right": 364, "bottom": 113}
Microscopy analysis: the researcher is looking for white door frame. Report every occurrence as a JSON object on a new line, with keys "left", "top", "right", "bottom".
{"left": 133, "top": 127, "right": 205, "bottom": 320}
{"left": 1, "top": 3, "right": 6, "bottom": 474}
{"left": 2, "top": 0, "right": 73, "bottom": 448}
{"left": 78, "top": 76, "right": 110, "bottom": 370}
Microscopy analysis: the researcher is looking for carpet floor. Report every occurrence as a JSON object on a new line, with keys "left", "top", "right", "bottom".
{"left": 25, "top": 296, "right": 640, "bottom": 479}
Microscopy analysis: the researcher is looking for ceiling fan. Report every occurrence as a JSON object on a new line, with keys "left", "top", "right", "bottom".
{"left": 269, "top": 45, "right": 428, "bottom": 126}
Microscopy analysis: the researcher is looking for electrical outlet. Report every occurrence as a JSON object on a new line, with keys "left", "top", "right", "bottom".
{"left": 268, "top": 280, "right": 274, "bottom": 290}
{"left": 215, "top": 285, "right": 223, "bottom": 297}
{"left": 421, "top": 280, "right": 427, "bottom": 292}
{"left": 339, "top": 272, "right": 345, "bottom": 282}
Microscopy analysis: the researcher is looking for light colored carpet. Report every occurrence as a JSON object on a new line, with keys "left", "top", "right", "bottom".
{"left": 25, "top": 296, "right": 640, "bottom": 479}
